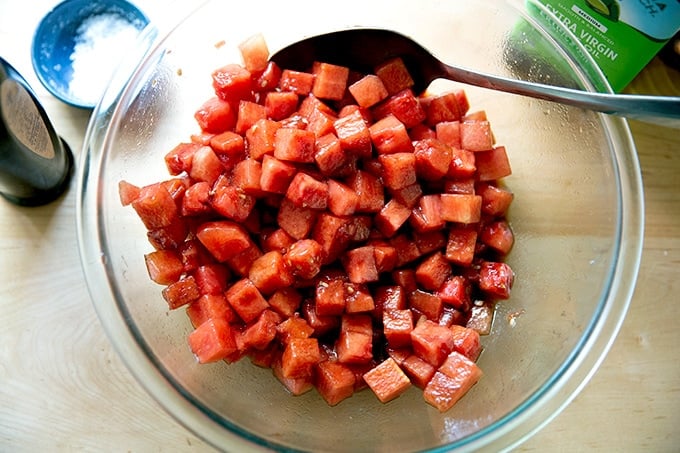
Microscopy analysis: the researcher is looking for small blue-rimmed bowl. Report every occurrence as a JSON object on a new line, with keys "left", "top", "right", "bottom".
{"left": 32, "top": 0, "right": 149, "bottom": 109}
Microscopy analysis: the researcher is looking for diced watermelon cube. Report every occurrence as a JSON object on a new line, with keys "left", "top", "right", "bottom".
{"left": 210, "top": 131, "right": 246, "bottom": 158}
{"left": 345, "top": 170, "right": 384, "bottom": 213}
{"left": 342, "top": 246, "right": 379, "bottom": 284}
{"left": 253, "top": 61, "right": 282, "bottom": 92}
{"left": 188, "top": 318, "right": 238, "bottom": 363}
{"left": 315, "top": 360, "right": 356, "bottom": 406}
{"left": 423, "top": 351, "right": 483, "bottom": 412}
{"left": 409, "top": 123, "right": 436, "bottom": 141}
{"left": 248, "top": 251, "right": 294, "bottom": 295}
{"left": 314, "top": 133, "right": 357, "bottom": 178}
{"left": 235, "top": 100, "right": 267, "bottom": 135}
{"left": 445, "top": 224, "right": 478, "bottom": 266}
{"left": 372, "top": 243, "right": 398, "bottom": 273}
{"left": 413, "top": 229, "right": 447, "bottom": 255}
{"left": 401, "top": 354, "right": 436, "bottom": 389}
{"left": 390, "top": 182, "right": 423, "bottom": 208}
{"left": 460, "top": 120, "right": 494, "bottom": 152}
{"left": 374, "top": 285, "right": 407, "bottom": 315}
{"left": 276, "top": 313, "right": 314, "bottom": 344}
{"left": 238, "top": 33, "right": 269, "bottom": 73}
{"left": 268, "top": 288, "right": 303, "bottom": 319}
{"left": 264, "top": 91, "right": 299, "bottom": 121}
{"left": 212, "top": 64, "right": 253, "bottom": 105}
{"left": 378, "top": 152, "right": 416, "bottom": 191}
{"left": 281, "top": 337, "right": 321, "bottom": 379}
{"left": 383, "top": 308, "right": 414, "bottom": 348}
{"left": 306, "top": 107, "right": 338, "bottom": 137}
{"left": 448, "top": 147, "right": 476, "bottom": 179}
{"left": 259, "top": 154, "right": 296, "bottom": 194}
{"left": 245, "top": 118, "right": 281, "bottom": 160}
{"left": 374, "top": 57, "right": 414, "bottom": 95}
{"left": 261, "top": 227, "right": 295, "bottom": 254}
{"left": 326, "top": 179, "right": 358, "bottom": 216}
{"left": 373, "top": 88, "right": 426, "bottom": 128}
{"left": 225, "top": 278, "right": 270, "bottom": 323}
{"left": 131, "top": 182, "right": 179, "bottom": 230}
{"left": 480, "top": 220, "right": 514, "bottom": 255}
{"left": 437, "top": 276, "right": 471, "bottom": 310}
{"left": 232, "top": 158, "right": 263, "bottom": 196}
{"left": 194, "top": 97, "right": 237, "bottom": 134}
{"left": 349, "top": 74, "right": 389, "bottom": 108}
{"left": 475, "top": 146, "right": 512, "bottom": 181}
{"left": 426, "top": 91, "right": 463, "bottom": 125}
{"left": 416, "top": 252, "right": 452, "bottom": 292}
{"left": 277, "top": 197, "right": 318, "bottom": 240}
{"left": 118, "top": 180, "right": 141, "bottom": 206}
{"left": 374, "top": 199, "right": 411, "bottom": 238}
{"left": 413, "top": 138, "right": 453, "bottom": 181}
{"left": 336, "top": 314, "right": 373, "bottom": 364}
{"left": 279, "top": 69, "right": 315, "bottom": 95}
{"left": 409, "top": 289, "right": 444, "bottom": 321}
{"left": 186, "top": 293, "right": 237, "bottom": 328}
{"left": 392, "top": 268, "right": 418, "bottom": 293}
{"left": 439, "top": 194, "right": 482, "bottom": 224}
{"left": 369, "top": 115, "right": 413, "bottom": 155}
{"left": 189, "top": 146, "right": 224, "bottom": 186}
{"left": 162, "top": 275, "right": 201, "bottom": 309}
{"left": 196, "top": 221, "right": 253, "bottom": 262}
{"left": 210, "top": 177, "right": 255, "bottom": 222}
{"left": 239, "top": 309, "right": 280, "bottom": 351}
{"left": 344, "top": 283, "right": 375, "bottom": 313}
{"left": 193, "top": 263, "right": 230, "bottom": 295}
{"left": 315, "top": 275, "right": 346, "bottom": 316}
{"left": 164, "top": 142, "right": 200, "bottom": 175}
{"left": 333, "top": 110, "right": 372, "bottom": 159}
{"left": 410, "top": 318, "right": 455, "bottom": 367}
{"left": 285, "top": 172, "right": 329, "bottom": 210}
{"left": 410, "top": 194, "right": 445, "bottom": 233}
{"left": 272, "top": 355, "right": 314, "bottom": 395}
{"left": 312, "top": 62, "right": 350, "bottom": 101}
{"left": 284, "top": 239, "right": 324, "bottom": 280}
{"left": 225, "top": 244, "right": 263, "bottom": 278}
{"left": 363, "top": 357, "right": 411, "bottom": 403}
{"left": 390, "top": 233, "right": 423, "bottom": 267}
{"left": 274, "top": 128, "right": 316, "bottom": 163}
{"left": 449, "top": 324, "right": 482, "bottom": 361}
{"left": 478, "top": 261, "right": 514, "bottom": 299}
{"left": 435, "top": 121, "right": 461, "bottom": 148}
{"left": 144, "top": 249, "right": 184, "bottom": 285}
{"left": 478, "top": 183, "right": 514, "bottom": 217}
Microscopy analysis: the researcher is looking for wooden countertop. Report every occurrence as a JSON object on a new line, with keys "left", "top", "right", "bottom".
{"left": 1, "top": 1, "right": 678, "bottom": 450}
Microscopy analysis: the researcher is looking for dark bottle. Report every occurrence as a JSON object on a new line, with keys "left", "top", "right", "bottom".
{"left": 0, "top": 57, "right": 73, "bottom": 206}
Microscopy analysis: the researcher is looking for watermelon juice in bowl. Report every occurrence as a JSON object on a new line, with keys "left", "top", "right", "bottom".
{"left": 77, "top": 0, "right": 643, "bottom": 451}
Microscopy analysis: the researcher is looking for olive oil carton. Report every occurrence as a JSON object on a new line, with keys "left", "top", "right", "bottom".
{"left": 528, "top": 0, "right": 680, "bottom": 91}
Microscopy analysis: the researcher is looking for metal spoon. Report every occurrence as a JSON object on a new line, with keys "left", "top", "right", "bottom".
{"left": 271, "top": 28, "right": 680, "bottom": 125}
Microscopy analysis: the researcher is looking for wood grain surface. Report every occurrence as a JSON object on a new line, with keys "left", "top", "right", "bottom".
{"left": 1, "top": 1, "right": 678, "bottom": 451}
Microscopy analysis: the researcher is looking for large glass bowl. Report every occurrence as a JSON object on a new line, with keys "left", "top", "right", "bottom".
{"left": 76, "top": 0, "right": 644, "bottom": 451}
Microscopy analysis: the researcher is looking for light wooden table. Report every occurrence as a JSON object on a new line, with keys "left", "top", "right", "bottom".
{"left": 1, "top": 1, "right": 678, "bottom": 451}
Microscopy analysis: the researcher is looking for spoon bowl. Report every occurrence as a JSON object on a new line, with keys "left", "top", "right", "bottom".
{"left": 271, "top": 28, "right": 680, "bottom": 125}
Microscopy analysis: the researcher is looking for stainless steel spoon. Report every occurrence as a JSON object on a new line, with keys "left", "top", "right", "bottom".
{"left": 271, "top": 28, "right": 680, "bottom": 126}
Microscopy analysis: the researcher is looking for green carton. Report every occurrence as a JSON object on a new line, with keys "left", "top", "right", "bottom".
{"left": 528, "top": 0, "right": 680, "bottom": 91}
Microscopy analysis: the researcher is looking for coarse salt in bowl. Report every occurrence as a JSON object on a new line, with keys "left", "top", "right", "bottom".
{"left": 31, "top": 0, "right": 149, "bottom": 109}
{"left": 77, "top": 0, "right": 644, "bottom": 451}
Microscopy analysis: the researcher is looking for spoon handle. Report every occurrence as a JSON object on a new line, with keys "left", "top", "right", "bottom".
{"left": 443, "top": 64, "right": 680, "bottom": 127}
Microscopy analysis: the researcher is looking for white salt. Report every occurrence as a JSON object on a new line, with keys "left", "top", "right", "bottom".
{"left": 68, "top": 13, "right": 141, "bottom": 105}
